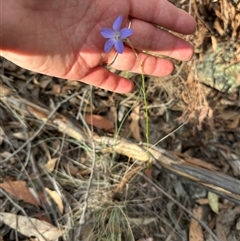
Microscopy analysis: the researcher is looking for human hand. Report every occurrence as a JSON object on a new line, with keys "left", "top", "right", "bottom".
{"left": 1, "top": 0, "right": 196, "bottom": 93}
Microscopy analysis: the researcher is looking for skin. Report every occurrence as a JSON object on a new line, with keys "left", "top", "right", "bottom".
{"left": 1, "top": 0, "right": 196, "bottom": 93}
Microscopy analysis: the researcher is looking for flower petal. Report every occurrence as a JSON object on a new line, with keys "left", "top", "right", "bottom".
{"left": 113, "top": 16, "right": 122, "bottom": 32}
{"left": 104, "top": 38, "right": 116, "bottom": 53}
{"left": 100, "top": 28, "right": 115, "bottom": 38}
{"left": 114, "top": 40, "right": 124, "bottom": 54}
{"left": 120, "top": 28, "right": 133, "bottom": 39}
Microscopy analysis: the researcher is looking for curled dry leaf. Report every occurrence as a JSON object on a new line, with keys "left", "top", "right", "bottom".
{"left": 45, "top": 188, "right": 64, "bottom": 214}
{"left": 0, "top": 212, "right": 63, "bottom": 241}
{"left": 44, "top": 157, "right": 58, "bottom": 172}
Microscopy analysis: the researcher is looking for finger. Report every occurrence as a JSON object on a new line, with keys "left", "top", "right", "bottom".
{"left": 108, "top": 47, "right": 174, "bottom": 76}
{"left": 130, "top": 0, "right": 196, "bottom": 34}
{"left": 78, "top": 66, "right": 134, "bottom": 93}
{"left": 129, "top": 19, "right": 194, "bottom": 61}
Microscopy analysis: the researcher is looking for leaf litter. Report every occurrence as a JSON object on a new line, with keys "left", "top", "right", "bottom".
{"left": 0, "top": 0, "right": 240, "bottom": 240}
{"left": 0, "top": 181, "right": 39, "bottom": 206}
{"left": 0, "top": 212, "right": 62, "bottom": 241}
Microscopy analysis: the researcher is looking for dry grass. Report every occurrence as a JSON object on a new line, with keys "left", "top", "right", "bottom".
{"left": 1, "top": 0, "right": 240, "bottom": 241}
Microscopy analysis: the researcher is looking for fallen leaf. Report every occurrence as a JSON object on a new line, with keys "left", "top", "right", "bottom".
{"left": 130, "top": 105, "right": 141, "bottom": 142}
{"left": 144, "top": 169, "right": 152, "bottom": 179}
{"left": 189, "top": 206, "right": 204, "bottom": 241}
{"left": 84, "top": 114, "right": 114, "bottom": 132}
{"left": 196, "top": 198, "right": 209, "bottom": 205}
{"left": 118, "top": 105, "right": 128, "bottom": 122}
{"left": 113, "top": 166, "right": 141, "bottom": 194}
{"left": 0, "top": 212, "right": 62, "bottom": 241}
{"left": 33, "top": 213, "right": 52, "bottom": 224}
{"left": 176, "top": 153, "right": 219, "bottom": 171}
{"left": 53, "top": 84, "right": 61, "bottom": 96}
{"left": 45, "top": 188, "right": 64, "bottom": 214}
{"left": 227, "top": 116, "right": 239, "bottom": 129}
{"left": 0, "top": 181, "right": 39, "bottom": 206}
{"left": 211, "top": 36, "right": 218, "bottom": 52}
{"left": 44, "top": 158, "right": 58, "bottom": 172}
{"left": 208, "top": 191, "right": 219, "bottom": 214}
{"left": 41, "top": 142, "right": 58, "bottom": 173}
{"left": 12, "top": 132, "right": 28, "bottom": 140}
{"left": 130, "top": 217, "right": 156, "bottom": 226}
{"left": 62, "top": 162, "right": 91, "bottom": 177}
{"left": 0, "top": 151, "right": 13, "bottom": 160}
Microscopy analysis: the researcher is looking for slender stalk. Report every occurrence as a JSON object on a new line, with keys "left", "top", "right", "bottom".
{"left": 126, "top": 39, "right": 150, "bottom": 162}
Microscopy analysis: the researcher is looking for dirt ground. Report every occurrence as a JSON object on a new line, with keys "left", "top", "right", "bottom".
{"left": 0, "top": 0, "right": 240, "bottom": 241}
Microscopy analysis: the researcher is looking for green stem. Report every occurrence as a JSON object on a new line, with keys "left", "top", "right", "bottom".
{"left": 126, "top": 39, "right": 150, "bottom": 162}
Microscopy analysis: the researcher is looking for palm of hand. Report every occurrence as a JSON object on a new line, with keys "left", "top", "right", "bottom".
{"left": 4, "top": 0, "right": 129, "bottom": 76}
{"left": 2, "top": 0, "right": 196, "bottom": 93}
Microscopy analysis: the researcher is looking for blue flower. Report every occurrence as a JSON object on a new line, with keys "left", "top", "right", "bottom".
{"left": 100, "top": 16, "right": 133, "bottom": 54}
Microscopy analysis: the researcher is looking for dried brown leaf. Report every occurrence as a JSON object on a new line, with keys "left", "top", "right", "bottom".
{"left": 175, "top": 153, "right": 219, "bottom": 171}
{"left": 113, "top": 166, "right": 142, "bottom": 194}
{"left": 189, "top": 206, "right": 204, "bottom": 241}
{"left": 0, "top": 181, "right": 39, "bottom": 206}
{"left": 33, "top": 213, "right": 52, "bottom": 224}
{"left": 84, "top": 114, "right": 114, "bottom": 132}
{"left": 130, "top": 105, "right": 142, "bottom": 142}
{"left": 62, "top": 162, "right": 91, "bottom": 177}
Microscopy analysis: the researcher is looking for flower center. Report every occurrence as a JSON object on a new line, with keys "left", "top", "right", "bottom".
{"left": 114, "top": 31, "right": 121, "bottom": 41}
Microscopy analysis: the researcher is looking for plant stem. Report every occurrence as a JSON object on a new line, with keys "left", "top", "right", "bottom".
{"left": 126, "top": 39, "right": 150, "bottom": 163}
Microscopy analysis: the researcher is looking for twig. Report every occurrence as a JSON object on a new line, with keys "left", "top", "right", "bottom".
{"left": 151, "top": 122, "right": 186, "bottom": 148}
